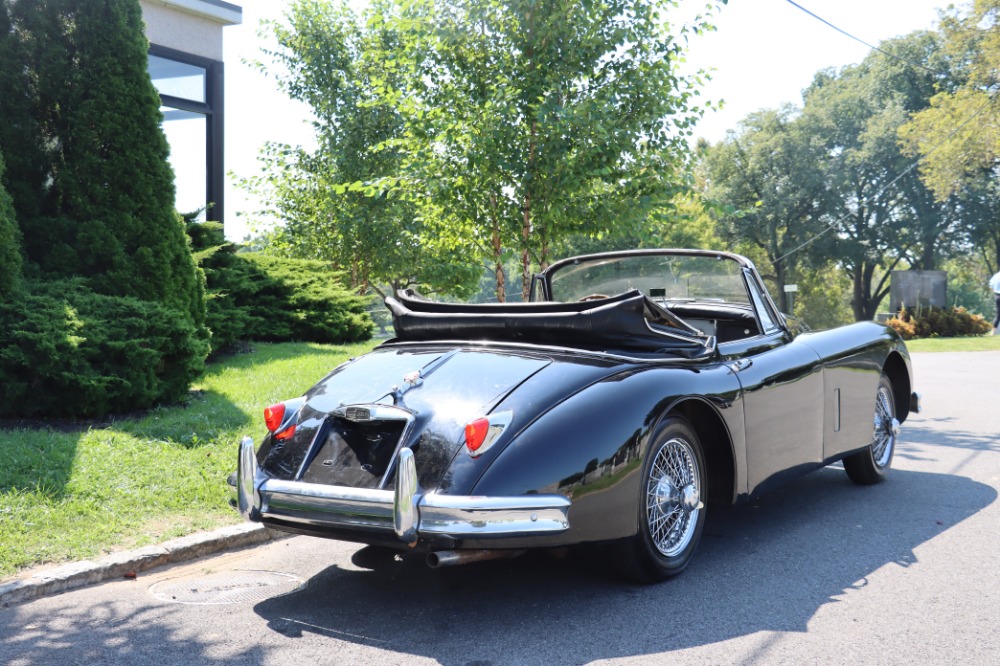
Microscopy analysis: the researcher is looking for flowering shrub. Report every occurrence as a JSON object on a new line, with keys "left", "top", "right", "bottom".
{"left": 887, "top": 306, "right": 992, "bottom": 340}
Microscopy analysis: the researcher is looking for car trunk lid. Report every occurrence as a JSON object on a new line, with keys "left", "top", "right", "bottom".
{"left": 264, "top": 348, "right": 552, "bottom": 490}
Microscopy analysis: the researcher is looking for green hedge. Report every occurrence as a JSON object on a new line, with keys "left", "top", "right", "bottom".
{"left": 0, "top": 281, "right": 209, "bottom": 418}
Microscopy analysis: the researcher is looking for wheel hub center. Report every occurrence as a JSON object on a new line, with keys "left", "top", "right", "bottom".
{"left": 653, "top": 477, "right": 678, "bottom": 514}
{"left": 681, "top": 484, "right": 701, "bottom": 513}
{"left": 876, "top": 416, "right": 901, "bottom": 437}
{"left": 654, "top": 478, "right": 701, "bottom": 515}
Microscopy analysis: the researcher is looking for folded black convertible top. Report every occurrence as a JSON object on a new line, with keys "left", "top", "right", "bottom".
{"left": 385, "top": 289, "right": 714, "bottom": 359}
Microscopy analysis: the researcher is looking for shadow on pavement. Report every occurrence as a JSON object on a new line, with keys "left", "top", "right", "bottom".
{"left": 248, "top": 466, "right": 995, "bottom": 666}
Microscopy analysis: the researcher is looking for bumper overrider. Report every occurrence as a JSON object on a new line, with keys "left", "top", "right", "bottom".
{"left": 236, "top": 437, "right": 571, "bottom": 548}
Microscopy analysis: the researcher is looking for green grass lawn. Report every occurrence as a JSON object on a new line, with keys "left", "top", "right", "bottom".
{"left": 0, "top": 341, "right": 375, "bottom": 580}
{"left": 904, "top": 334, "right": 1000, "bottom": 352}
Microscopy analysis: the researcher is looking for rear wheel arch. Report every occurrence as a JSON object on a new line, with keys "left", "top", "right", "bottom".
{"left": 670, "top": 399, "right": 736, "bottom": 508}
{"left": 881, "top": 351, "right": 911, "bottom": 422}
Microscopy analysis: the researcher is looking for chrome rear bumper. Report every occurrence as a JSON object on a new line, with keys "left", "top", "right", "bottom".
{"left": 236, "top": 437, "right": 571, "bottom": 543}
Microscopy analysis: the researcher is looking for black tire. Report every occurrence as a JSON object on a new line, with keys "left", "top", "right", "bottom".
{"left": 616, "top": 416, "right": 707, "bottom": 583}
{"left": 844, "top": 374, "right": 897, "bottom": 485}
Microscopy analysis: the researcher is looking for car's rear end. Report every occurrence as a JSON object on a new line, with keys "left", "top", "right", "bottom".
{"left": 233, "top": 344, "right": 632, "bottom": 561}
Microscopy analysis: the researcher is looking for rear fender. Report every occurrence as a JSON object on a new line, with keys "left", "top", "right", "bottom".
{"left": 468, "top": 364, "right": 743, "bottom": 544}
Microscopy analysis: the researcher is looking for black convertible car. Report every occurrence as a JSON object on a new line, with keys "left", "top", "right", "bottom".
{"left": 233, "top": 249, "right": 919, "bottom": 581}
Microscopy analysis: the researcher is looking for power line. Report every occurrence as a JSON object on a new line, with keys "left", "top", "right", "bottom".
{"left": 783, "top": 0, "right": 946, "bottom": 77}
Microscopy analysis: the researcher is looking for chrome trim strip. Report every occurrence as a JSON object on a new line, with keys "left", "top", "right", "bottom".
{"left": 421, "top": 494, "right": 572, "bottom": 510}
{"left": 377, "top": 411, "right": 417, "bottom": 489}
{"left": 331, "top": 403, "right": 413, "bottom": 422}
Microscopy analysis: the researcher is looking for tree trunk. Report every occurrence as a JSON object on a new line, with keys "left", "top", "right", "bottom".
{"left": 773, "top": 258, "right": 787, "bottom": 313}
{"left": 917, "top": 233, "right": 936, "bottom": 270}
{"left": 491, "top": 198, "right": 505, "bottom": 302}
{"left": 495, "top": 258, "right": 506, "bottom": 302}
{"left": 851, "top": 265, "right": 866, "bottom": 322}
{"left": 521, "top": 119, "right": 537, "bottom": 303}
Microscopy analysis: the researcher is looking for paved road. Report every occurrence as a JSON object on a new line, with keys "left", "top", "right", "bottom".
{"left": 1, "top": 352, "right": 999, "bottom": 665}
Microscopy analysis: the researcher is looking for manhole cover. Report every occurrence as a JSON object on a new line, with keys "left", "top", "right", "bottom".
{"left": 148, "top": 570, "right": 305, "bottom": 605}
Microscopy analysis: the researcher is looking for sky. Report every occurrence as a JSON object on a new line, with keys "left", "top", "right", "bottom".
{"left": 220, "top": 0, "right": 950, "bottom": 240}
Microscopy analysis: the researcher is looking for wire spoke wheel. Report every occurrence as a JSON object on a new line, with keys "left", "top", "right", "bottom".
{"left": 616, "top": 416, "right": 707, "bottom": 583}
{"left": 871, "top": 383, "right": 896, "bottom": 468}
{"left": 844, "top": 374, "right": 897, "bottom": 485}
{"left": 646, "top": 437, "right": 702, "bottom": 557}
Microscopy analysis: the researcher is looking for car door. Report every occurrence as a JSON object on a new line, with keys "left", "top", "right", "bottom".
{"left": 721, "top": 271, "right": 825, "bottom": 496}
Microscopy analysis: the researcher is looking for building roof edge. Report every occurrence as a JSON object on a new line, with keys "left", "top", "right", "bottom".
{"left": 150, "top": 0, "right": 242, "bottom": 26}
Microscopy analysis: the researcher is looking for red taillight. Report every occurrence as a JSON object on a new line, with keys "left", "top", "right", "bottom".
{"left": 464, "top": 417, "right": 490, "bottom": 452}
{"left": 263, "top": 403, "right": 286, "bottom": 432}
{"left": 264, "top": 399, "right": 303, "bottom": 441}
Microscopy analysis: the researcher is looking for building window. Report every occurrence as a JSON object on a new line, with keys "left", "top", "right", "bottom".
{"left": 149, "top": 54, "right": 207, "bottom": 102}
{"left": 147, "top": 45, "right": 224, "bottom": 223}
{"left": 160, "top": 109, "right": 208, "bottom": 217}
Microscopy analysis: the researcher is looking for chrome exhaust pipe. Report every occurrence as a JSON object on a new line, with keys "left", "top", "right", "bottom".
{"left": 426, "top": 549, "right": 526, "bottom": 569}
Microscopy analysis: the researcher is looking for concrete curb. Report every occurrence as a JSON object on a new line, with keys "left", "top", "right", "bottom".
{"left": 0, "top": 523, "right": 283, "bottom": 608}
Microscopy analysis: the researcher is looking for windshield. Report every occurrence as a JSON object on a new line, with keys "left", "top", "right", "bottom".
{"left": 546, "top": 253, "right": 750, "bottom": 305}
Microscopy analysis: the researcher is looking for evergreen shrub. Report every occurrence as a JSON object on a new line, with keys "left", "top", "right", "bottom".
{"left": 0, "top": 0, "right": 207, "bottom": 330}
{"left": 0, "top": 280, "right": 209, "bottom": 418}
{"left": 241, "top": 254, "right": 374, "bottom": 345}
{"left": 887, "top": 306, "right": 993, "bottom": 340}
{"left": 186, "top": 221, "right": 373, "bottom": 350}
{"left": 0, "top": 153, "right": 21, "bottom": 297}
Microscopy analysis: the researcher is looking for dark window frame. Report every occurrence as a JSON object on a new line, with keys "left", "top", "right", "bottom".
{"left": 148, "top": 43, "right": 225, "bottom": 224}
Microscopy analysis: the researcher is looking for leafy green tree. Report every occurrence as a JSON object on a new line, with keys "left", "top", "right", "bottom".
{"left": 790, "top": 264, "right": 854, "bottom": 330}
{"left": 383, "top": 0, "right": 716, "bottom": 300}
{"left": 702, "top": 106, "right": 829, "bottom": 311}
{"left": 958, "top": 179, "right": 1000, "bottom": 273}
{"left": 899, "top": 0, "right": 1000, "bottom": 200}
{"left": 551, "top": 193, "right": 721, "bottom": 260}
{"left": 0, "top": 0, "right": 46, "bottom": 224}
{"left": 241, "top": 0, "right": 482, "bottom": 299}
{"left": 800, "top": 32, "right": 957, "bottom": 319}
{"left": 0, "top": 152, "right": 21, "bottom": 297}
{"left": 248, "top": 0, "right": 721, "bottom": 302}
{"left": 898, "top": 1, "right": 1000, "bottom": 272}
{"left": 0, "top": 0, "right": 206, "bottom": 332}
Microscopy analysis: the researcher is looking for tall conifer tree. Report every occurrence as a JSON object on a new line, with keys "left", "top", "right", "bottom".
{"left": 0, "top": 0, "right": 206, "bottom": 330}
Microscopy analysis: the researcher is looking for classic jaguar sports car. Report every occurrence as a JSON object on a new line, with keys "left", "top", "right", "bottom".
{"left": 232, "top": 249, "right": 919, "bottom": 582}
